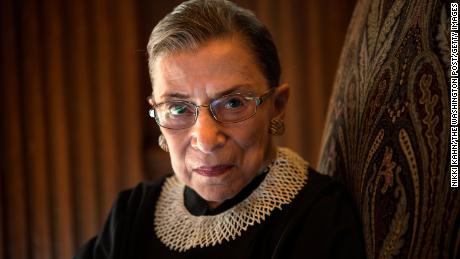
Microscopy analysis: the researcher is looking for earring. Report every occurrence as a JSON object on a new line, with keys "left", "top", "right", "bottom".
{"left": 269, "top": 119, "right": 285, "bottom": 136}
{"left": 158, "top": 134, "right": 169, "bottom": 152}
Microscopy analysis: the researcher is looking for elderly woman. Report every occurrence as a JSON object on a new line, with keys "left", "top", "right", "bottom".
{"left": 75, "top": 0, "right": 365, "bottom": 258}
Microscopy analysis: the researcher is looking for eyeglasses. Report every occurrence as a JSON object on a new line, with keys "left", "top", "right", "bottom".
{"left": 149, "top": 88, "right": 275, "bottom": 130}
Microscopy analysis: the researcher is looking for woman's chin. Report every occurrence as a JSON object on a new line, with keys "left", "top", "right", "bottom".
{"left": 206, "top": 200, "right": 225, "bottom": 209}
{"left": 193, "top": 185, "right": 237, "bottom": 207}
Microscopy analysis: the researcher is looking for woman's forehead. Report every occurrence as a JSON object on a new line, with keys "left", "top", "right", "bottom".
{"left": 157, "top": 38, "right": 257, "bottom": 77}
{"left": 152, "top": 38, "right": 268, "bottom": 101}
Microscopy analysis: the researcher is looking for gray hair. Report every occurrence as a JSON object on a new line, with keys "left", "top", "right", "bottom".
{"left": 147, "top": 0, "right": 281, "bottom": 88}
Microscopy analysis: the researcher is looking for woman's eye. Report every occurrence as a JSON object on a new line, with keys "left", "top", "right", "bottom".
{"left": 169, "top": 104, "right": 190, "bottom": 115}
{"left": 224, "top": 97, "right": 245, "bottom": 109}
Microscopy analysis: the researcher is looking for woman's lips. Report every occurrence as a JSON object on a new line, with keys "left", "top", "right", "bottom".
{"left": 193, "top": 165, "right": 234, "bottom": 177}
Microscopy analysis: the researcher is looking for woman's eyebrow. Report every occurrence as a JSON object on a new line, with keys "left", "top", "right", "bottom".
{"left": 161, "top": 92, "right": 190, "bottom": 100}
{"left": 160, "top": 84, "right": 254, "bottom": 101}
{"left": 212, "top": 85, "right": 253, "bottom": 98}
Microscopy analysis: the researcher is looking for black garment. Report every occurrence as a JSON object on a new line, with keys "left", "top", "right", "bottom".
{"left": 74, "top": 169, "right": 366, "bottom": 259}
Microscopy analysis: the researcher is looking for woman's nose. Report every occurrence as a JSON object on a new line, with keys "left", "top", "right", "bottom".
{"left": 190, "top": 108, "right": 226, "bottom": 154}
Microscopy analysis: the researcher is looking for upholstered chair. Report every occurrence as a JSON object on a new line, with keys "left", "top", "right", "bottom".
{"left": 319, "top": 0, "right": 459, "bottom": 258}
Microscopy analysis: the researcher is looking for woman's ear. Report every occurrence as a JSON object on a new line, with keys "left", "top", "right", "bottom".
{"left": 148, "top": 95, "right": 155, "bottom": 106}
{"left": 271, "top": 83, "right": 290, "bottom": 120}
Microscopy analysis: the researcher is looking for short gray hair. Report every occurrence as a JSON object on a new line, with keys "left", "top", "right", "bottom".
{"left": 147, "top": 0, "right": 281, "bottom": 88}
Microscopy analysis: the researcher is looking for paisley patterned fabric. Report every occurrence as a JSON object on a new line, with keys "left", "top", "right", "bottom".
{"left": 318, "top": 0, "right": 460, "bottom": 258}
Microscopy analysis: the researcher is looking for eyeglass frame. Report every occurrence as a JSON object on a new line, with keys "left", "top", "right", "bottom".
{"left": 148, "top": 87, "right": 276, "bottom": 130}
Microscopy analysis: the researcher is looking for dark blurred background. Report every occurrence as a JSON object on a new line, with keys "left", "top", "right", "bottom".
{"left": 0, "top": 0, "right": 356, "bottom": 258}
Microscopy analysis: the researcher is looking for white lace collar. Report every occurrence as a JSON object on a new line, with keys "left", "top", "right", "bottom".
{"left": 154, "top": 147, "right": 309, "bottom": 252}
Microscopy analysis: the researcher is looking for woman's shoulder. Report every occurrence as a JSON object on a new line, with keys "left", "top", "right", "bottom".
{"left": 114, "top": 174, "right": 171, "bottom": 211}
{"left": 274, "top": 167, "right": 365, "bottom": 258}
{"left": 306, "top": 167, "right": 335, "bottom": 187}
{"left": 74, "top": 175, "right": 173, "bottom": 258}
{"left": 300, "top": 167, "right": 350, "bottom": 202}
{"left": 284, "top": 166, "right": 360, "bottom": 232}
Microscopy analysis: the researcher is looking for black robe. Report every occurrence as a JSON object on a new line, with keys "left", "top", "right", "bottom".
{"left": 74, "top": 169, "right": 366, "bottom": 259}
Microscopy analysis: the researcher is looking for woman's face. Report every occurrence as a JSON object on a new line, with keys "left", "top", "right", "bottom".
{"left": 151, "top": 36, "right": 288, "bottom": 207}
